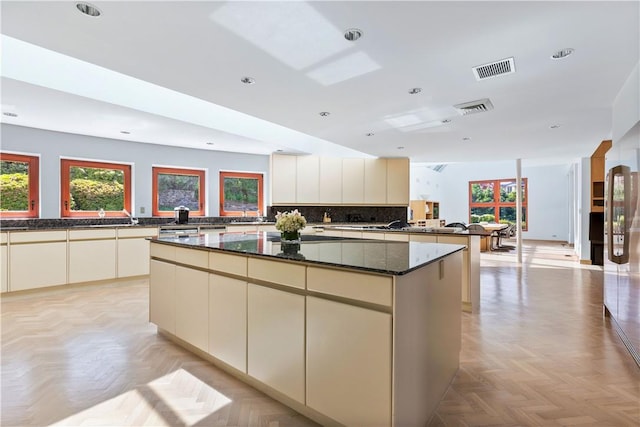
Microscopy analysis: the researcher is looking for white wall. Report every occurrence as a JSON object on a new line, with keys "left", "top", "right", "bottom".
{"left": 415, "top": 160, "right": 574, "bottom": 241}
{"left": 409, "top": 164, "right": 445, "bottom": 203}
{"left": 1, "top": 124, "right": 270, "bottom": 218}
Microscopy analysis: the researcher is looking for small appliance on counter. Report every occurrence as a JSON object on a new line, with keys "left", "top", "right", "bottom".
{"left": 174, "top": 205, "right": 189, "bottom": 224}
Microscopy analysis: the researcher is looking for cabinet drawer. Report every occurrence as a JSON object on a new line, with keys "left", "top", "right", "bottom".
{"left": 1, "top": 233, "right": 7, "bottom": 244}
{"left": 437, "top": 235, "right": 468, "bottom": 248}
{"left": 209, "top": 252, "right": 247, "bottom": 276}
{"left": 307, "top": 267, "right": 392, "bottom": 306}
{"left": 69, "top": 229, "right": 116, "bottom": 240}
{"left": 150, "top": 243, "right": 176, "bottom": 261}
{"left": 248, "top": 258, "right": 305, "bottom": 289}
{"left": 175, "top": 247, "right": 208, "bottom": 269}
{"left": 10, "top": 230, "right": 66, "bottom": 243}
{"left": 117, "top": 227, "right": 158, "bottom": 238}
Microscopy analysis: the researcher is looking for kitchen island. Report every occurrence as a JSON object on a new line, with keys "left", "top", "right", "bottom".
{"left": 149, "top": 231, "right": 464, "bottom": 426}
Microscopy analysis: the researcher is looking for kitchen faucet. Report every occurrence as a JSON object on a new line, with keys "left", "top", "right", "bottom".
{"left": 122, "top": 209, "right": 139, "bottom": 225}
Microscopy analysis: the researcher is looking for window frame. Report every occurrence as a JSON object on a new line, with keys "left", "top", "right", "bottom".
{"left": 0, "top": 152, "right": 40, "bottom": 218}
{"left": 219, "top": 171, "right": 264, "bottom": 217}
{"left": 152, "top": 166, "right": 206, "bottom": 217}
{"left": 61, "top": 158, "right": 131, "bottom": 218}
{"left": 468, "top": 178, "right": 528, "bottom": 231}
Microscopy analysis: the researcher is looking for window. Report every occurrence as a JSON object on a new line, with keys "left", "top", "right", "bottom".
{"left": 152, "top": 167, "right": 205, "bottom": 217}
{"left": 61, "top": 159, "right": 131, "bottom": 217}
{"left": 219, "top": 171, "right": 263, "bottom": 216}
{"left": 469, "top": 178, "right": 528, "bottom": 230}
{"left": 0, "top": 153, "right": 40, "bottom": 218}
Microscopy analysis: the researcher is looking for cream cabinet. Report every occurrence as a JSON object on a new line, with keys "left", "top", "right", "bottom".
{"left": 272, "top": 154, "right": 409, "bottom": 205}
{"left": 247, "top": 284, "right": 305, "bottom": 403}
{"left": 117, "top": 227, "right": 157, "bottom": 277}
{"left": 342, "top": 158, "right": 365, "bottom": 204}
{"left": 306, "top": 297, "right": 392, "bottom": 426}
{"left": 319, "top": 157, "right": 343, "bottom": 204}
{"left": 364, "top": 158, "right": 388, "bottom": 204}
{"left": 1, "top": 233, "right": 7, "bottom": 293}
{"left": 9, "top": 231, "right": 67, "bottom": 291}
{"left": 175, "top": 266, "right": 209, "bottom": 352}
{"left": 296, "top": 155, "right": 319, "bottom": 203}
{"left": 271, "top": 154, "right": 297, "bottom": 204}
{"left": 149, "top": 259, "right": 176, "bottom": 334}
{"left": 386, "top": 158, "right": 410, "bottom": 205}
{"left": 209, "top": 274, "right": 247, "bottom": 372}
{"left": 69, "top": 229, "right": 116, "bottom": 283}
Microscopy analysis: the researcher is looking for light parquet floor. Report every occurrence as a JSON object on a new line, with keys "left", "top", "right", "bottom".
{"left": 2, "top": 240, "right": 639, "bottom": 426}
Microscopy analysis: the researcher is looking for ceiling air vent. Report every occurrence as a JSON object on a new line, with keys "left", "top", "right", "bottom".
{"left": 472, "top": 57, "right": 515, "bottom": 81}
{"left": 454, "top": 98, "right": 494, "bottom": 116}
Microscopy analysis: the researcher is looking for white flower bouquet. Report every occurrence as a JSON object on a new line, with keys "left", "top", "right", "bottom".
{"left": 275, "top": 209, "right": 307, "bottom": 233}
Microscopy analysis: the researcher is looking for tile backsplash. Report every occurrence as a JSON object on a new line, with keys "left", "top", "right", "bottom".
{"left": 267, "top": 206, "right": 408, "bottom": 223}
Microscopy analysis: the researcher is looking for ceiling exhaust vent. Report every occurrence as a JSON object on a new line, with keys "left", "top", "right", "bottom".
{"left": 472, "top": 57, "right": 515, "bottom": 81}
{"left": 454, "top": 98, "right": 494, "bottom": 116}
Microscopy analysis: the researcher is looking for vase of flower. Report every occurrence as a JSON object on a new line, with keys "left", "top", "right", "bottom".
{"left": 275, "top": 209, "right": 306, "bottom": 243}
{"left": 281, "top": 230, "right": 301, "bottom": 243}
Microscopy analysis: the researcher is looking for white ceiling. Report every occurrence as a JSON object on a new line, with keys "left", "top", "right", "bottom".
{"left": 1, "top": 1, "right": 638, "bottom": 164}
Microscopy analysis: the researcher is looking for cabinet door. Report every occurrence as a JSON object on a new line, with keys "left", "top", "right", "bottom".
{"left": 296, "top": 156, "right": 319, "bottom": 203}
{"left": 69, "top": 240, "right": 117, "bottom": 283}
{"left": 342, "top": 158, "right": 365, "bottom": 204}
{"left": 247, "top": 284, "right": 305, "bottom": 403}
{"left": 10, "top": 242, "right": 67, "bottom": 291}
{"left": 364, "top": 158, "right": 387, "bottom": 204}
{"left": 307, "top": 297, "right": 392, "bottom": 426}
{"left": 209, "top": 274, "right": 247, "bottom": 372}
{"left": 271, "top": 154, "right": 297, "bottom": 204}
{"left": 117, "top": 238, "right": 150, "bottom": 277}
{"left": 319, "top": 157, "right": 343, "bottom": 204}
{"left": 386, "top": 158, "right": 410, "bottom": 205}
{"left": 175, "top": 266, "right": 209, "bottom": 352}
{"left": 149, "top": 259, "right": 176, "bottom": 333}
{"left": 1, "top": 234, "right": 7, "bottom": 293}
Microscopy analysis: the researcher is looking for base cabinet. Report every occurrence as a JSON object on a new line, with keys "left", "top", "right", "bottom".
{"left": 209, "top": 274, "right": 247, "bottom": 372}
{"left": 306, "top": 297, "right": 392, "bottom": 426}
{"left": 247, "top": 284, "right": 305, "bottom": 403}
{"left": 69, "top": 239, "right": 116, "bottom": 283}
{"left": 10, "top": 241, "right": 67, "bottom": 291}
{"left": 1, "top": 234, "right": 8, "bottom": 293}
{"left": 149, "top": 259, "right": 176, "bottom": 334}
{"left": 175, "top": 266, "right": 209, "bottom": 352}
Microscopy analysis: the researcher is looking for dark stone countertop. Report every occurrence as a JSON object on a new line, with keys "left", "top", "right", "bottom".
{"left": 150, "top": 231, "right": 465, "bottom": 276}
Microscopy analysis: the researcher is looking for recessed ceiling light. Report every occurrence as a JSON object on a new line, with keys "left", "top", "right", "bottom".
{"left": 397, "top": 146, "right": 405, "bottom": 150}
{"left": 276, "top": 149, "right": 283, "bottom": 152}
{"left": 408, "top": 88, "right": 422, "bottom": 95}
{"left": 76, "top": 2, "right": 101, "bottom": 17}
{"left": 240, "top": 76, "right": 255, "bottom": 84}
{"left": 344, "top": 28, "right": 363, "bottom": 42}
{"left": 3, "top": 112, "right": 18, "bottom": 117}
{"left": 319, "top": 111, "right": 330, "bottom": 117}
{"left": 120, "top": 130, "right": 130, "bottom": 134}
{"left": 441, "top": 119, "right": 451, "bottom": 124}
{"left": 551, "top": 48, "right": 574, "bottom": 60}
{"left": 550, "top": 124, "right": 561, "bottom": 129}
{"left": 206, "top": 142, "right": 214, "bottom": 145}
{"left": 462, "top": 137, "right": 471, "bottom": 141}
{"left": 366, "top": 132, "right": 375, "bottom": 137}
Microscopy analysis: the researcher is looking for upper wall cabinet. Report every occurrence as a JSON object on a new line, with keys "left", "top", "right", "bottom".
{"left": 386, "top": 158, "right": 410, "bottom": 206}
{"left": 364, "top": 159, "right": 388, "bottom": 205}
{"left": 271, "top": 155, "right": 297, "bottom": 204}
{"left": 342, "top": 158, "right": 365, "bottom": 204}
{"left": 296, "top": 156, "right": 320, "bottom": 203}
{"left": 271, "top": 154, "right": 409, "bottom": 206}
{"left": 319, "top": 157, "right": 343, "bottom": 204}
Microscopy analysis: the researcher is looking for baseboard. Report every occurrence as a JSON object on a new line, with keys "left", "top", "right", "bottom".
{"left": 580, "top": 259, "right": 592, "bottom": 265}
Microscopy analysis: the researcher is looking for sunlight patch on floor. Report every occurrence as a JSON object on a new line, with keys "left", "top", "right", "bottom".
{"left": 51, "top": 368, "right": 232, "bottom": 427}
